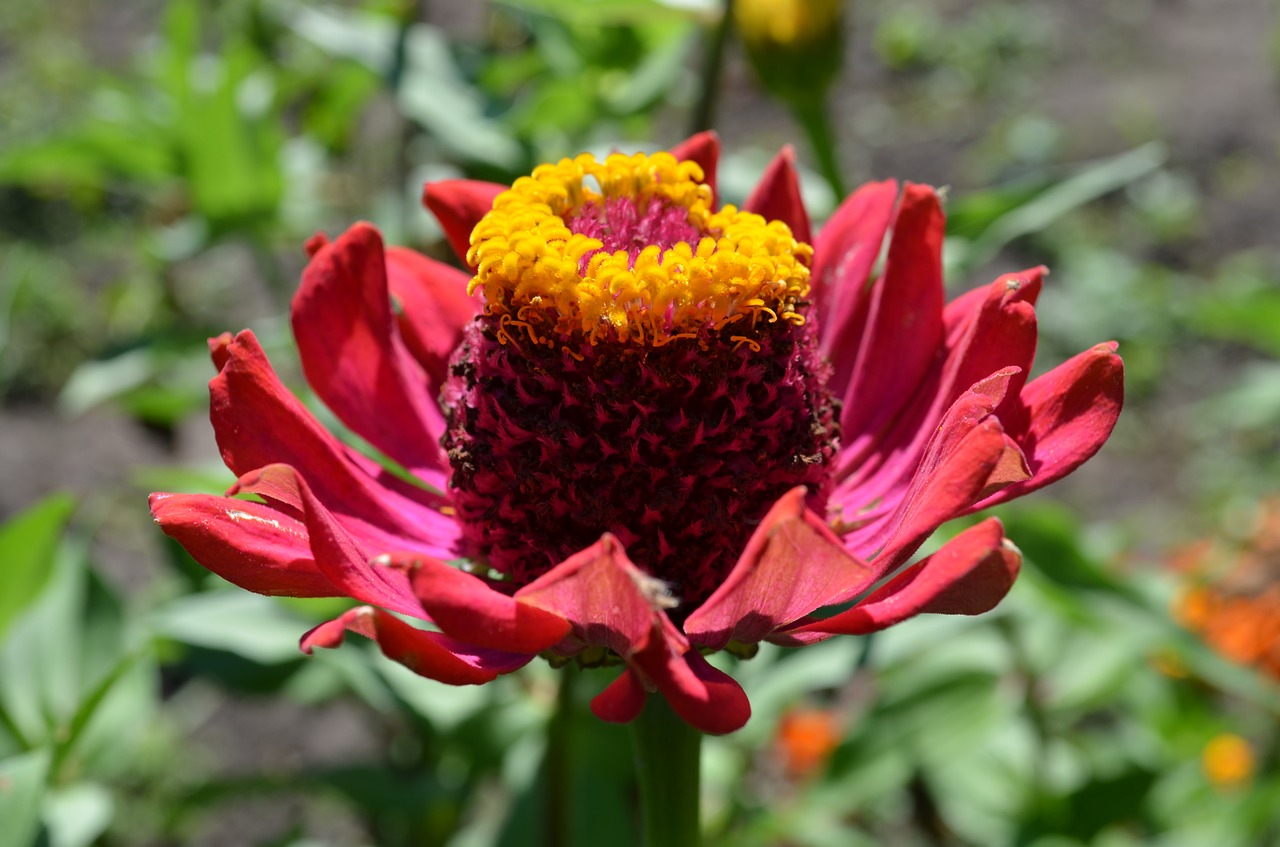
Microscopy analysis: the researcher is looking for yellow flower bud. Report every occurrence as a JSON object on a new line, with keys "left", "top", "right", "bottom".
{"left": 734, "top": 0, "right": 845, "bottom": 104}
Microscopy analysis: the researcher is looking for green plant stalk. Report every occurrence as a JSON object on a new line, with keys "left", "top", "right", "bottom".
{"left": 631, "top": 696, "right": 703, "bottom": 847}
{"left": 544, "top": 666, "right": 577, "bottom": 847}
{"left": 689, "top": 0, "right": 733, "bottom": 134}
{"left": 793, "top": 94, "right": 846, "bottom": 201}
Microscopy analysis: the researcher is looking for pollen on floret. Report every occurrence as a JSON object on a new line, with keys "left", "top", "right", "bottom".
{"left": 466, "top": 151, "right": 814, "bottom": 346}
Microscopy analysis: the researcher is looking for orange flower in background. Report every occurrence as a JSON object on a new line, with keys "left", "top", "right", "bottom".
{"left": 1172, "top": 498, "right": 1280, "bottom": 680}
{"left": 1202, "top": 733, "right": 1255, "bottom": 789}
{"left": 775, "top": 707, "right": 844, "bottom": 778}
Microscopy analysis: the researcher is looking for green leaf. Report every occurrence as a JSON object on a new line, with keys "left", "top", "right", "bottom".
{"left": 0, "top": 750, "right": 51, "bottom": 847}
{"left": 493, "top": 0, "right": 712, "bottom": 27}
{"left": 0, "top": 494, "right": 75, "bottom": 642}
{"left": 151, "top": 591, "right": 313, "bottom": 665}
{"left": 58, "top": 333, "right": 223, "bottom": 427}
{"left": 282, "top": 4, "right": 523, "bottom": 170}
{"left": 43, "top": 783, "right": 114, "bottom": 847}
{"left": 1193, "top": 288, "right": 1280, "bottom": 357}
{"left": 0, "top": 539, "right": 146, "bottom": 773}
{"left": 997, "top": 503, "right": 1143, "bottom": 604}
{"left": 160, "top": 0, "right": 282, "bottom": 232}
{"left": 946, "top": 143, "right": 1166, "bottom": 278}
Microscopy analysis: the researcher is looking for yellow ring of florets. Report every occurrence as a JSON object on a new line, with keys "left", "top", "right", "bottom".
{"left": 465, "top": 150, "right": 813, "bottom": 346}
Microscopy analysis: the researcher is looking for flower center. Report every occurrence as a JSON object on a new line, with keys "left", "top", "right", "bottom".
{"left": 466, "top": 151, "right": 813, "bottom": 346}
{"left": 445, "top": 152, "right": 837, "bottom": 612}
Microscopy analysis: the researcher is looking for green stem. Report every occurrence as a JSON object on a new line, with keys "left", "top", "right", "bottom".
{"left": 793, "top": 95, "right": 846, "bottom": 201}
{"left": 688, "top": 0, "right": 733, "bottom": 135}
{"left": 630, "top": 697, "right": 703, "bottom": 847}
{"left": 544, "top": 666, "right": 576, "bottom": 847}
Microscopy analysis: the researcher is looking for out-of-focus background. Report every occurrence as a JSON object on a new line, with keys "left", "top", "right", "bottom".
{"left": 1, "top": 1, "right": 1279, "bottom": 845}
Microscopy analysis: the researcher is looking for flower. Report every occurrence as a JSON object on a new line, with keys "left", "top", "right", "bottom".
{"left": 1201, "top": 733, "right": 1255, "bottom": 789}
{"left": 150, "top": 133, "right": 1124, "bottom": 734}
{"left": 734, "top": 0, "right": 844, "bottom": 104}
{"left": 1172, "top": 497, "right": 1280, "bottom": 680}
{"left": 774, "top": 706, "right": 844, "bottom": 779}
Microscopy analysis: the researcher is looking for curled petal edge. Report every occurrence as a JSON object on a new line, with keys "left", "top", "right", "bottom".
{"left": 782, "top": 518, "right": 1021, "bottom": 641}
{"left": 377, "top": 552, "right": 572, "bottom": 654}
{"left": 301, "top": 606, "right": 531, "bottom": 686}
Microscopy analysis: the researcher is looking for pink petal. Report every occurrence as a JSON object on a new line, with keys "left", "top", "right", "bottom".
{"left": 684, "top": 488, "right": 875, "bottom": 651}
{"left": 591, "top": 669, "right": 647, "bottom": 724}
{"left": 149, "top": 492, "right": 340, "bottom": 597}
{"left": 231, "top": 464, "right": 424, "bottom": 618}
{"left": 378, "top": 553, "right": 572, "bottom": 653}
{"left": 851, "top": 371, "right": 1023, "bottom": 571}
{"left": 301, "top": 606, "right": 529, "bottom": 685}
{"left": 670, "top": 131, "right": 720, "bottom": 199}
{"left": 811, "top": 179, "right": 898, "bottom": 369}
{"left": 293, "top": 224, "right": 449, "bottom": 479}
{"left": 837, "top": 183, "right": 946, "bottom": 441}
{"left": 385, "top": 246, "right": 479, "bottom": 391}
{"left": 423, "top": 179, "right": 505, "bottom": 265}
{"left": 209, "top": 330, "right": 458, "bottom": 556}
{"left": 786, "top": 518, "right": 1021, "bottom": 637}
{"left": 515, "top": 534, "right": 666, "bottom": 658}
{"left": 831, "top": 269, "right": 1043, "bottom": 507}
{"left": 937, "top": 269, "right": 1043, "bottom": 421}
{"left": 743, "top": 146, "right": 811, "bottom": 244}
{"left": 975, "top": 342, "right": 1124, "bottom": 509}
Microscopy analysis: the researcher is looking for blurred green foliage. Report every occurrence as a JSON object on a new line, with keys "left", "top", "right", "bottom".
{"left": 2, "top": 0, "right": 1279, "bottom": 845}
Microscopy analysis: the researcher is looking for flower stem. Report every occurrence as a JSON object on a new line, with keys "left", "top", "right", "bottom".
{"left": 630, "top": 696, "right": 703, "bottom": 847}
{"left": 793, "top": 94, "right": 846, "bottom": 201}
{"left": 544, "top": 666, "right": 577, "bottom": 847}
{"left": 689, "top": 0, "right": 733, "bottom": 134}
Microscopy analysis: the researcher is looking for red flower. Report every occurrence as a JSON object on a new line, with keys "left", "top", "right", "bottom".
{"left": 150, "top": 134, "right": 1123, "bottom": 734}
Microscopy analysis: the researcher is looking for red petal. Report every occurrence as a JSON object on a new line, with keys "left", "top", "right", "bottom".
{"left": 629, "top": 620, "right": 751, "bottom": 735}
{"left": 938, "top": 270, "right": 1042, "bottom": 420}
{"left": 210, "top": 331, "right": 458, "bottom": 555}
{"left": 385, "top": 246, "right": 479, "bottom": 390}
{"left": 837, "top": 184, "right": 945, "bottom": 441}
{"left": 293, "top": 223, "right": 449, "bottom": 479}
{"left": 304, "top": 231, "right": 330, "bottom": 258}
{"left": 208, "top": 332, "right": 234, "bottom": 371}
{"left": 744, "top": 146, "right": 811, "bottom": 244}
{"left": 811, "top": 179, "right": 898, "bottom": 368}
{"left": 423, "top": 179, "right": 505, "bottom": 265}
{"left": 788, "top": 518, "right": 1020, "bottom": 637}
{"left": 976, "top": 342, "right": 1124, "bottom": 509}
{"left": 300, "top": 606, "right": 529, "bottom": 685}
{"left": 231, "top": 464, "right": 423, "bottom": 618}
{"left": 380, "top": 553, "right": 571, "bottom": 653}
{"left": 591, "top": 669, "right": 648, "bottom": 724}
{"left": 149, "top": 492, "right": 340, "bottom": 597}
{"left": 670, "top": 131, "right": 720, "bottom": 199}
{"left": 515, "top": 535, "right": 666, "bottom": 658}
{"left": 684, "top": 488, "right": 875, "bottom": 651}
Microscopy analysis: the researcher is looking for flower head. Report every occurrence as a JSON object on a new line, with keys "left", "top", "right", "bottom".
{"left": 150, "top": 134, "right": 1124, "bottom": 734}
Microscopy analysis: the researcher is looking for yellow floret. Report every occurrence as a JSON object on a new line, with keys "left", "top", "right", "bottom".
{"left": 466, "top": 151, "right": 813, "bottom": 346}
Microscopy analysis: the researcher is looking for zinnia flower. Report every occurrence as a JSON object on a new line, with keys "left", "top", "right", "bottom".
{"left": 150, "top": 133, "right": 1123, "bottom": 734}
{"left": 1172, "top": 497, "right": 1280, "bottom": 680}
